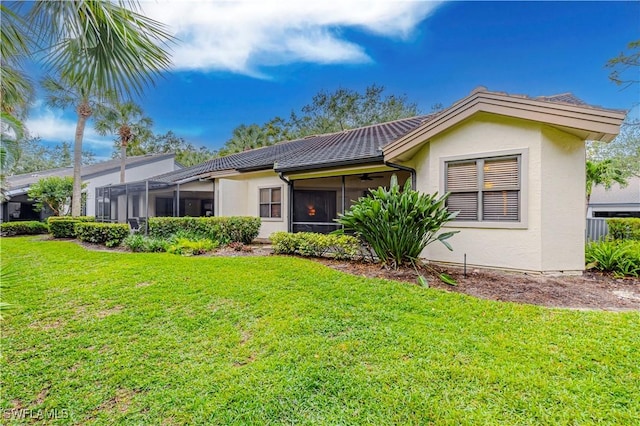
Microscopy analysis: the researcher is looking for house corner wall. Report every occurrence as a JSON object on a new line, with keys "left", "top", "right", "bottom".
{"left": 416, "top": 114, "right": 545, "bottom": 272}
{"left": 540, "top": 126, "right": 586, "bottom": 273}
{"left": 218, "top": 172, "right": 288, "bottom": 239}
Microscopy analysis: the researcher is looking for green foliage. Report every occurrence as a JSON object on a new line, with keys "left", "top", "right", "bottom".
{"left": 0, "top": 221, "right": 48, "bottom": 236}
{"left": 47, "top": 216, "right": 95, "bottom": 238}
{"left": 121, "top": 234, "right": 169, "bottom": 253}
{"left": 27, "top": 176, "right": 76, "bottom": 216}
{"left": 220, "top": 85, "right": 420, "bottom": 154}
{"left": 336, "top": 175, "right": 458, "bottom": 268}
{"left": 148, "top": 216, "right": 261, "bottom": 244}
{"left": 3, "top": 237, "right": 640, "bottom": 424}
{"left": 606, "top": 39, "right": 639, "bottom": 89}
{"left": 585, "top": 240, "right": 640, "bottom": 277}
{"left": 585, "top": 159, "right": 628, "bottom": 201}
{"left": 587, "top": 120, "right": 640, "bottom": 177}
{"left": 270, "top": 232, "right": 360, "bottom": 260}
{"left": 607, "top": 218, "right": 640, "bottom": 241}
{"left": 10, "top": 137, "right": 96, "bottom": 175}
{"left": 167, "top": 237, "right": 218, "bottom": 256}
{"left": 124, "top": 130, "right": 216, "bottom": 167}
{"left": 74, "top": 222, "right": 129, "bottom": 247}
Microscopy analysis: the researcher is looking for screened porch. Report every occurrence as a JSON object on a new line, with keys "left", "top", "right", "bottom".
{"left": 95, "top": 179, "right": 215, "bottom": 228}
{"left": 290, "top": 170, "right": 411, "bottom": 233}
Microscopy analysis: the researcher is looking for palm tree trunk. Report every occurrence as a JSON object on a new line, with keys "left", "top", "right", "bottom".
{"left": 72, "top": 101, "right": 92, "bottom": 217}
{"left": 120, "top": 143, "right": 126, "bottom": 183}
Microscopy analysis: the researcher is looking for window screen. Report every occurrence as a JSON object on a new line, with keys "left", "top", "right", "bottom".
{"left": 446, "top": 155, "right": 520, "bottom": 222}
{"left": 259, "top": 187, "right": 282, "bottom": 218}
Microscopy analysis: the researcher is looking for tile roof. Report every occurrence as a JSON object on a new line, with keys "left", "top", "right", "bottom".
{"left": 6, "top": 153, "right": 176, "bottom": 191}
{"left": 152, "top": 115, "right": 434, "bottom": 182}
{"left": 152, "top": 88, "right": 622, "bottom": 183}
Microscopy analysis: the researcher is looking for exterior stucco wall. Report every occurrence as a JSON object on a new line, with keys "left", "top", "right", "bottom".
{"left": 540, "top": 126, "right": 585, "bottom": 272}
{"left": 415, "top": 114, "right": 547, "bottom": 272}
{"left": 85, "top": 157, "right": 177, "bottom": 216}
{"left": 217, "top": 172, "right": 288, "bottom": 238}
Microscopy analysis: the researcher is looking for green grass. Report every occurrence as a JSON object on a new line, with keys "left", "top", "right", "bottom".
{"left": 1, "top": 237, "right": 639, "bottom": 425}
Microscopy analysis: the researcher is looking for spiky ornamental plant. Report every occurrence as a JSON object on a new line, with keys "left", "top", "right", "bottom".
{"left": 336, "top": 175, "right": 458, "bottom": 269}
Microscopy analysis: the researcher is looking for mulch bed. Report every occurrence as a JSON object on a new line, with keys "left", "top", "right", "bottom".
{"left": 314, "top": 258, "right": 640, "bottom": 311}
{"left": 69, "top": 237, "right": 639, "bottom": 311}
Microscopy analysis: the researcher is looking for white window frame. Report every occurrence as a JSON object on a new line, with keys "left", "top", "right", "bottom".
{"left": 258, "top": 186, "right": 283, "bottom": 221}
{"left": 440, "top": 148, "right": 528, "bottom": 229}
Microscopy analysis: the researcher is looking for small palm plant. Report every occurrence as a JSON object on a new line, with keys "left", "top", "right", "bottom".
{"left": 336, "top": 175, "right": 458, "bottom": 285}
{"left": 337, "top": 175, "right": 458, "bottom": 269}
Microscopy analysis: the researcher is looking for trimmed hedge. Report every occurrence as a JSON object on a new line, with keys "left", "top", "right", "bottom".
{"left": 148, "top": 216, "right": 261, "bottom": 244}
{"left": 607, "top": 218, "right": 640, "bottom": 241}
{"left": 47, "top": 216, "right": 95, "bottom": 238}
{"left": 0, "top": 221, "right": 49, "bottom": 237}
{"left": 270, "top": 232, "right": 360, "bottom": 260}
{"left": 74, "top": 222, "right": 130, "bottom": 247}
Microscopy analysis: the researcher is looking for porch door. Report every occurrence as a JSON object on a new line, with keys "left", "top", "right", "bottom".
{"left": 292, "top": 190, "right": 338, "bottom": 233}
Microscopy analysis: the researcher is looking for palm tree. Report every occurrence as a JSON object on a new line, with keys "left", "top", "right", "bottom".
{"left": 95, "top": 101, "right": 153, "bottom": 182}
{"left": 222, "top": 124, "right": 269, "bottom": 155}
{"left": 0, "top": 4, "right": 33, "bottom": 118}
{"left": 26, "top": 0, "right": 173, "bottom": 216}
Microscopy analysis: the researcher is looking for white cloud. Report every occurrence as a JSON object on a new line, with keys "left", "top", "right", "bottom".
{"left": 25, "top": 109, "right": 114, "bottom": 155}
{"left": 142, "top": 1, "right": 442, "bottom": 75}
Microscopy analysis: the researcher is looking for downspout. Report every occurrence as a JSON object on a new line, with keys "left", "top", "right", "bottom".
{"left": 278, "top": 172, "right": 292, "bottom": 233}
{"left": 175, "top": 183, "right": 180, "bottom": 217}
{"left": 144, "top": 180, "right": 149, "bottom": 236}
{"left": 385, "top": 161, "right": 416, "bottom": 190}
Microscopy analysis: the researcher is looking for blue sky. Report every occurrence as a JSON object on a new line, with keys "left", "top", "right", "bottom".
{"left": 24, "top": 1, "right": 640, "bottom": 160}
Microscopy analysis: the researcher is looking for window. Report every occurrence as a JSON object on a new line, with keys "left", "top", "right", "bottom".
{"left": 259, "top": 187, "right": 281, "bottom": 218}
{"left": 446, "top": 155, "right": 520, "bottom": 222}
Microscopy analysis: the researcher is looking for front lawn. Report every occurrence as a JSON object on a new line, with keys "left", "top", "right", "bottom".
{"left": 1, "top": 237, "right": 639, "bottom": 424}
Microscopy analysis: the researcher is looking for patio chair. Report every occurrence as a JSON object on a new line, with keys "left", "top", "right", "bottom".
{"left": 127, "top": 218, "right": 140, "bottom": 233}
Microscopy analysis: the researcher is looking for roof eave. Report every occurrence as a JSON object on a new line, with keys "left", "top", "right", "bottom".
{"left": 275, "top": 155, "right": 384, "bottom": 173}
{"left": 383, "top": 89, "right": 628, "bottom": 162}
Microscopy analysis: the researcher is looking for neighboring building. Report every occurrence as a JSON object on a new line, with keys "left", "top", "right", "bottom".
{"left": 2, "top": 153, "right": 180, "bottom": 222}
{"left": 97, "top": 87, "right": 626, "bottom": 274}
{"left": 587, "top": 176, "right": 640, "bottom": 218}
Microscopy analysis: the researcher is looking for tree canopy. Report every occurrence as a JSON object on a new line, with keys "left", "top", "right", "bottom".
{"left": 27, "top": 176, "right": 85, "bottom": 216}
{"left": 220, "top": 85, "right": 420, "bottom": 155}
{"left": 606, "top": 40, "right": 640, "bottom": 90}
{"left": 134, "top": 131, "right": 216, "bottom": 167}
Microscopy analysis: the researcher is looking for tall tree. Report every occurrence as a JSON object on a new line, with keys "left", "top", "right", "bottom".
{"left": 290, "top": 84, "right": 419, "bottom": 137}
{"left": 587, "top": 120, "right": 640, "bottom": 177}
{"left": 219, "top": 85, "right": 420, "bottom": 155}
{"left": 606, "top": 40, "right": 640, "bottom": 90}
{"left": 220, "top": 124, "right": 269, "bottom": 155}
{"left": 95, "top": 100, "right": 153, "bottom": 182}
{"left": 9, "top": 137, "right": 95, "bottom": 175}
{"left": 139, "top": 131, "right": 216, "bottom": 167}
{"left": 0, "top": 4, "right": 33, "bottom": 118}
{"left": 26, "top": 0, "right": 173, "bottom": 216}
{"left": 585, "top": 159, "right": 628, "bottom": 210}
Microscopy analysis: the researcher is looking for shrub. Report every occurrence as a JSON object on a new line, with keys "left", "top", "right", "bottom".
{"left": 74, "top": 222, "right": 129, "bottom": 247}
{"left": 148, "top": 216, "right": 260, "bottom": 244}
{"left": 167, "top": 237, "right": 218, "bottom": 256}
{"left": 47, "top": 216, "right": 95, "bottom": 238}
{"left": 0, "top": 221, "right": 49, "bottom": 236}
{"left": 607, "top": 218, "right": 640, "bottom": 241}
{"left": 586, "top": 240, "right": 640, "bottom": 277}
{"left": 336, "top": 175, "right": 457, "bottom": 268}
{"left": 270, "top": 231, "right": 360, "bottom": 260}
{"left": 121, "top": 234, "right": 169, "bottom": 253}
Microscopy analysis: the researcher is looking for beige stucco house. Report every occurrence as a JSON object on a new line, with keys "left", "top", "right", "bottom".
{"left": 98, "top": 87, "right": 626, "bottom": 274}
{"left": 2, "top": 153, "right": 179, "bottom": 222}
